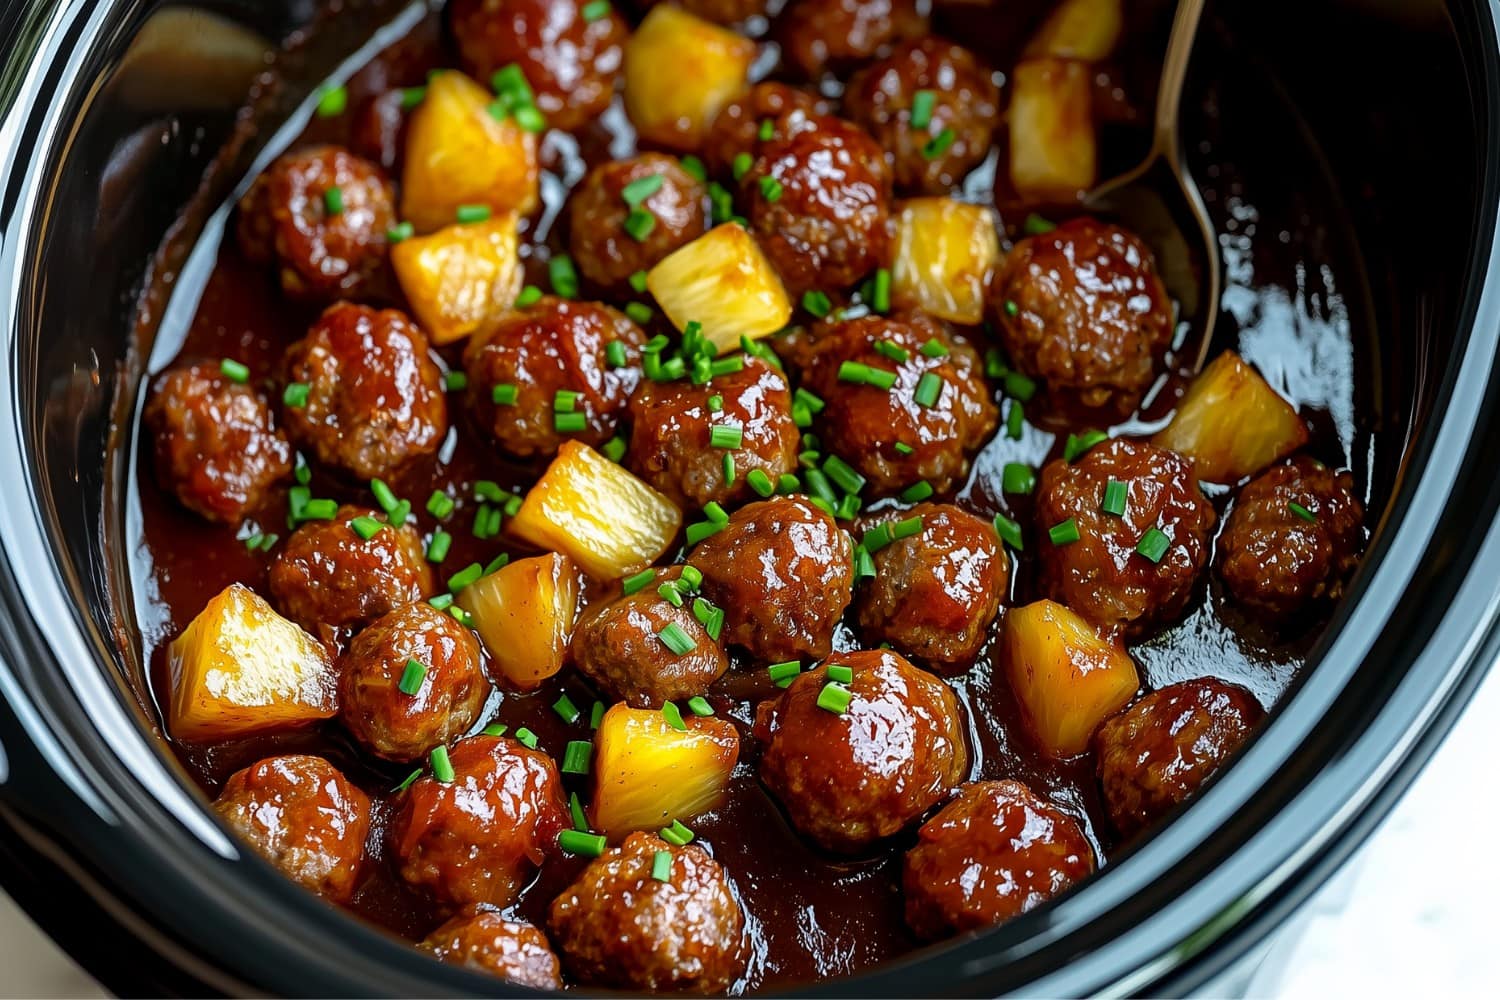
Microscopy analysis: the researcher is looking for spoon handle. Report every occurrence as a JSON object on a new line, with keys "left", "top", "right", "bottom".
{"left": 1154, "top": 0, "right": 1209, "bottom": 162}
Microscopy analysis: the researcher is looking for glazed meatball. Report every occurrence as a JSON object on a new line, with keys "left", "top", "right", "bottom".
{"left": 1034, "top": 438, "right": 1215, "bottom": 633}
{"left": 449, "top": 0, "right": 627, "bottom": 132}
{"left": 464, "top": 296, "right": 645, "bottom": 458}
{"left": 143, "top": 361, "right": 292, "bottom": 523}
{"left": 691, "top": 496, "right": 854, "bottom": 663}
{"left": 744, "top": 112, "right": 892, "bottom": 297}
{"left": 641, "top": 0, "right": 768, "bottom": 25}
{"left": 628, "top": 357, "right": 799, "bottom": 509}
{"left": 549, "top": 831, "right": 747, "bottom": 993}
{"left": 754, "top": 649, "right": 968, "bottom": 853}
{"left": 1218, "top": 457, "right": 1365, "bottom": 620}
{"left": 845, "top": 38, "right": 1000, "bottom": 194}
{"left": 420, "top": 908, "right": 563, "bottom": 989}
{"left": 569, "top": 154, "right": 707, "bottom": 289}
{"left": 571, "top": 567, "right": 730, "bottom": 707}
{"left": 235, "top": 145, "right": 395, "bottom": 302}
{"left": 392, "top": 734, "right": 570, "bottom": 909}
{"left": 1096, "top": 679, "right": 1263, "bottom": 838}
{"left": 856, "top": 503, "right": 1007, "bottom": 670}
{"left": 990, "top": 218, "right": 1173, "bottom": 415}
{"left": 778, "top": 0, "right": 928, "bottom": 79}
{"left": 338, "top": 602, "right": 489, "bottom": 761}
{"left": 269, "top": 505, "right": 433, "bottom": 642}
{"left": 214, "top": 755, "right": 372, "bottom": 903}
{"left": 281, "top": 302, "right": 447, "bottom": 481}
{"left": 703, "top": 81, "right": 831, "bottom": 176}
{"left": 800, "top": 313, "right": 997, "bottom": 494}
{"left": 902, "top": 780, "right": 1093, "bottom": 939}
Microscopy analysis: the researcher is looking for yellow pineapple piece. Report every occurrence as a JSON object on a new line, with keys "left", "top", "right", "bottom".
{"left": 1025, "top": 0, "right": 1124, "bottom": 61}
{"left": 592, "top": 705, "right": 740, "bottom": 837}
{"left": 458, "top": 552, "right": 581, "bottom": 690}
{"left": 890, "top": 198, "right": 1002, "bottom": 325}
{"left": 390, "top": 214, "right": 523, "bottom": 345}
{"left": 647, "top": 223, "right": 792, "bottom": 354}
{"left": 624, "top": 5, "right": 756, "bottom": 151}
{"left": 1009, "top": 57, "right": 1096, "bottom": 202}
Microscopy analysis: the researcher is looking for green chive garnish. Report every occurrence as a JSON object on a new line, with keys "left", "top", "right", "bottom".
{"left": 549, "top": 254, "right": 579, "bottom": 298}
{"left": 455, "top": 203, "right": 490, "bottom": 224}
{"left": 491, "top": 383, "right": 519, "bottom": 405}
{"left": 709, "top": 425, "right": 743, "bottom": 449}
{"left": 1049, "top": 519, "right": 1081, "bottom": 546}
{"left": 553, "top": 694, "right": 582, "bottom": 724}
{"left": 315, "top": 84, "right": 347, "bottom": 117}
{"left": 1002, "top": 463, "right": 1035, "bottom": 495}
{"left": 900, "top": 480, "right": 933, "bottom": 503}
{"left": 398, "top": 659, "right": 426, "bottom": 695}
{"left": 914, "top": 371, "right": 943, "bottom": 407}
{"left": 622, "top": 173, "right": 664, "bottom": 207}
{"left": 561, "top": 740, "right": 591, "bottom": 775}
{"left": 515, "top": 285, "right": 543, "bottom": 308}
{"left": 624, "top": 208, "right": 656, "bottom": 242}
{"left": 430, "top": 745, "right": 455, "bottom": 783}
{"left": 922, "top": 127, "right": 956, "bottom": 160}
{"left": 662, "top": 701, "right": 688, "bottom": 731}
{"left": 219, "top": 358, "right": 249, "bottom": 384}
{"left": 994, "top": 513, "right": 1023, "bottom": 551}
{"left": 817, "top": 682, "right": 852, "bottom": 714}
{"left": 651, "top": 849, "right": 672, "bottom": 882}
{"left": 658, "top": 623, "right": 697, "bottom": 655}
{"left": 558, "top": 830, "right": 606, "bottom": 857}
{"left": 1136, "top": 526, "right": 1171, "bottom": 563}
{"left": 515, "top": 726, "right": 539, "bottom": 749}
{"left": 767, "top": 660, "right": 801, "bottom": 686}
{"left": 732, "top": 152, "right": 752, "bottom": 181}
{"left": 826, "top": 664, "right": 853, "bottom": 684}
{"left": 387, "top": 221, "right": 415, "bottom": 243}
{"left": 622, "top": 568, "right": 656, "bottom": 595}
{"left": 1064, "top": 429, "right": 1108, "bottom": 462}
{"left": 687, "top": 696, "right": 714, "bottom": 717}
{"left": 350, "top": 515, "right": 384, "bottom": 540}
{"left": 1102, "top": 480, "right": 1128, "bottom": 517}
{"left": 1288, "top": 501, "right": 1317, "bottom": 523}
{"left": 282, "top": 382, "right": 309, "bottom": 408}
{"left": 425, "top": 530, "right": 451, "bottom": 563}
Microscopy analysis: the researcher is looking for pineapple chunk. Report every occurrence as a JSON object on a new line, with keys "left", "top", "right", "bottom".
{"left": 457, "top": 552, "right": 581, "bottom": 690}
{"left": 509, "top": 440, "right": 683, "bottom": 579}
{"left": 168, "top": 583, "right": 337, "bottom": 742}
{"left": 1025, "top": 0, "right": 1124, "bottom": 61}
{"left": 390, "top": 214, "right": 523, "bottom": 345}
{"left": 647, "top": 223, "right": 792, "bottom": 353}
{"left": 1003, "top": 599, "right": 1139, "bottom": 757}
{"left": 1009, "top": 58, "right": 1096, "bottom": 202}
{"left": 624, "top": 5, "right": 756, "bottom": 151}
{"left": 592, "top": 705, "right": 740, "bottom": 837}
{"left": 1154, "top": 351, "right": 1309, "bottom": 484}
{"left": 401, "top": 70, "right": 539, "bottom": 234}
{"left": 890, "top": 198, "right": 1001, "bottom": 325}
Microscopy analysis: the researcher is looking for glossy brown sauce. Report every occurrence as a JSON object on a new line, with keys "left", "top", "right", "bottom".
{"left": 122, "top": 1, "right": 1384, "bottom": 991}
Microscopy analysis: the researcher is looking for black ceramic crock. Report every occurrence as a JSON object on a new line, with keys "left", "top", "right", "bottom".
{"left": 2, "top": 0, "right": 1500, "bottom": 995}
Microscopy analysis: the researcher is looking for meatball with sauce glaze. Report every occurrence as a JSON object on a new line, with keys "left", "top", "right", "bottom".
{"left": 703, "top": 81, "right": 832, "bottom": 176}
{"left": 143, "top": 361, "right": 292, "bottom": 524}
{"left": 778, "top": 0, "right": 929, "bottom": 80}
{"left": 548, "top": 831, "right": 747, "bottom": 993}
{"left": 902, "top": 779, "right": 1094, "bottom": 939}
{"left": 214, "top": 755, "right": 372, "bottom": 904}
{"left": 1096, "top": 678, "right": 1263, "bottom": 838}
{"left": 419, "top": 908, "right": 563, "bottom": 989}
{"left": 392, "top": 734, "right": 570, "bottom": 909}
{"left": 569, "top": 153, "right": 708, "bottom": 290}
{"left": 755, "top": 649, "right": 968, "bottom": 853}
{"left": 1033, "top": 437, "right": 1215, "bottom": 634}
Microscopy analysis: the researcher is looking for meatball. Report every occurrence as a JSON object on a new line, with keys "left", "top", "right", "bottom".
{"left": 1034, "top": 438, "right": 1215, "bottom": 633}
{"left": 235, "top": 145, "right": 395, "bottom": 302}
{"left": 549, "top": 831, "right": 747, "bottom": 993}
{"left": 845, "top": 38, "right": 1001, "bottom": 194}
{"left": 778, "top": 0, "right": 928, "bottom": 80}
{"left": 449, "top": 0, "right": 627, "bottom": 132}
{"left": 745, "top": 112, "right": 892, "bottom": 297}
{"left": 856, "top": 503, "right": 1007, "bottom": 670}
{"left": 1096, "top": 678, "right": 1263, "bottom": 838}
{"left": 628, "top": 357, "right": 799, "bottom": 509}
{"left": 754, "top": 649, "right": 968, "bottom": 853}
{"left": 1218, "top": 457, "right": 1365, "bottom": 620}
{"left": 392, "top": 734, "right": 570, "bottom": 909}
{"left": 214, "top": 755, "right": 372, "bottom": 903}
{"left": 902, "top": 780, "right": 1093, "bottom": 939}
{"left": 269, "top": 504, "right": 433, "bottom": 643}
{"left": 990, "top": 217, "right": 1173, "bottom": 415}
{"left": 569, "top": 154, "right": 707, "bottom": 289}
{"left": 143, "top": 361, "right": 292, "bottom": 523}
{"left": 703, "top": 81, "right": 831, "bottom": 176}
{"left": 419, "top": 908, "right": 563, "bottom": 989}
{"left": 464, "top": 296, "right": 645, "bottom": 458}
{"left": 281, "top": 302, "right": 447, "bottom": 481}
{"left": 338, "top": 602, "right": 489, "bottom": 761}
{"left": 691, "top": 496, "right": 854, "bottom": 663}
{"left": 800, "top": 313, "right": 997, "bottom": 494}
{"left": 571, "top": 567, "right": 730, "bottom": 707}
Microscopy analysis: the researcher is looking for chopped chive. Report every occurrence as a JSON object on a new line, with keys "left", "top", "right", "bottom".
{"left": 679, "top": 565, "right": 703, "bottom": 591}
{"left": 803, "top": 290, "right": 832, "bottom": 318}
{"left": 823, "top": 455, "right": 866, "bottom": 495}
{"left": 482, "top": 722, "right": 508, "bottom": 737}
{"left": 490, "top": 64, "right": 535, "bottom": 106}
{"left": 662, "top": 701, "right": 688, "bottom": 731}
{"left": 219, "top": 358, "right": 249, "bottom": 384}
{"left": 732, "top": 152, "right": 753, "bottom": 181}
{"left": 869, "top": 268, "right": 891, "bottom": 313}
{"left": 448, "top": 605, "right": 475, "bottom": 627}
{"left": 553, "top": 389, "right": 580, "bottom": 413}
{"left": 1003, "top": 370, "right": 1037, "bottom": 402}
{"left": 1064, "top": 429, "right": 1109, "bottom": 462}
{"left": 553, "top": 694, "right": 582, "bottom": 724}
{"left": 687, "top": 696, "right": 714, "bottom": 717}
{"left": 680, "top": 155, "right": 707, "bottom": 183}
{"left": 767, "top": 660, "right": 801, "bottom": 686}
{"left": 922, "top": 127, "right": 956, "bottom": 160}
{"left": 400, "top": 86, "right": 426, "bottom": 110}
{"left": 300, "top": 498, "right": 338, "bottom": 521}
{"left": 283, "top": 382, "right": 310, "bottom": 408}
{"left": 660, "top": 819, "right": 695, "bottom": 846}
{"left": 1049, "top": 518, "right": 1081, "bottom": 546}
{"left": 758, "top": 117, "right": 774, "bottom": 141}
{"left": 492, "top": 383, "right": 519, "bottom": 405}
{"left": 651, "top": 849, "right": 673, "bottom": 882}
{"left": 1101, "top": 479, "right": 1128, "bottom": 517}
{"left": 1024, "top": 212, "right": 1057, "bottom": 235}
{"left": 685, "top": 519, "right": 723, "bottom": 545}
{"left": 1004, "top": 298, "right": 1020, "bottom": 318}
{"left": 350, "top": 515, "right": 384, "bottom": 540}
{"left": 427, "top": 491, "right": 455, "bottom": 518}
{"left": 746, "top": 468, "right": 776, "bottom": 498}
{"left": 322, "top": 185, "right": 345, "bottom": 216}
{"left": 394, "top": 768, "right": 422, "bottom": 792}
{"left": 623, "top": 568, "right": 657, "bottom": 595}
{"left": 723, "top": 452, "right": 736, "bottom": 484}
{"left": 703, "top": 501, "right": 729, "bottom": 524}
{"left": 914, "top": 371, "right": 943, "bottom": 407}
{"left": 875, "top": 339, "right": 909, "bottom": 363}
{"left": 758, "top": 175, "right": 783, "bottom": 202}
{"left": 919, "top": 337, "right": 949, "bottom": 359}
{"left": 555, "top": 411, "right": 587, "bottom": 433}
{"left": 628, "top": 270, "right": 651, "bottom": 295}
{"left": 658, "top": 581, "right": 684, "bottom": 607}
{"left": 549, "top": 254, "right": 579, "bottom": 298}
{"left": 425, "top": 530, "right": 452, "bottom": 563}
{"left": 817, "top": 681, "right": 853, "bottom": 714}
{"left": 835, "top": 494, "right": 861, "bottom": 521}
{"left": 447, "top": 562, "right": 484, "bottom": 593}
{"left": 590, "top": 701, "right": 605, "bottom": 729}
{"left": 484, "top": 553, "right": 509, "bottom": 575}
{"left": 624, "top": 207, "right": 657, "bottom": 242}
{"left": 901, "top": 480, "right": 933, "bottom": 503}
{"left": 985, "top": 348, "right": 1010, "bottom": 378}
{"left": 625, "top": 302, "right": 653, "bottom": 326}
{"left": 994, "top": 513, "right": 1024, "bottom": 551}
{"left": 516, "top": 107, "right": 548, "bottom": 135}
{"left": 472, "top": 504, "right": 497, "bottom": 539}
{"left": 658, "top": 622, "right": 697, "bottom": 655}
{"left": 1002, "top": 463, "right": 1035, "bottom": 495}
{"left": 909, "top": 89, "right": 937, "bottom": 130}
{"left": 430, "top": 745, "right": 455, "bottom": 783}
{"left": 561, "top": 740, "right": 592, "bottom": 775}
{"left": 708, "top": 181, "right": 734, "bottom": 224}
{"left": 893, "top": 514, "right": 923, "bottom": 540}
{"left": 706, "top": 394, "right": 725, "bottom": 414}
{"left": 398, "top": 659, "right": 426, "bottom": 696}
{"left": 582, "top": 0, "right": 612, "bottom": 22}
{"left": 1288, "top": 501, "right": 1317, "bottom": 523}
{"left": 428, "top": 592, "right": 455, "bottom": 610}
{"left": 474, "top": 480, "right": 508, "bottom": 503}
{"left": 387, "top": 221, "right": 415, "bottom": 243}
{"left": 1006, "top": 400, "right": 1025, "bottom": 440}
{"left": 709, "top": 356, "right": 744, "bottom": 378}
{"left": 389, "top": 499, "right": 411, "bottom": 528}
{"left": 570, "top": 792, "right": 589, "bottom": 832}
{"left": 455, "top": 203, "right": 490, "bottom": 224}
{"left": 603, "top": 436, "right": 627, "bottom": 462}
{"left": 826, "top": 664, "right": 854, "bottom": 684}
{"left": 315, "top": 84, "right": 347, "bottom": 117}
{"left": 515, "top": 285, "right": 543, "bottom": 308}
{"left": 515, "top": 726, "right": 539, "bottom": 749}
{"left": 853, "top": 543, "right": 876, "bottom": 581}
{"left": 894, "top": 441, "right": 915, "bottom": 456}
{"left": 709, "top": 425, "right": 743, "bottom": 449}
{"left": 803, "top": 467, "right": 837, "bottom": 505}
{"left": 1137, "top": 526, "right": 1171, "bottom": 563}
{"left": 863, "top": 522, "right": 895, "bottom": 554}
{"left": 370, "top": 478, "right": 398, "bottom": 513}
{"left": 777, "top": 473, "right": 801, "bottom": 494}
{"left": 691, "top": 596, "right": 723, "bottom": 641}
{"left": 558, "top": 830, "right": 606, "bottom": 857}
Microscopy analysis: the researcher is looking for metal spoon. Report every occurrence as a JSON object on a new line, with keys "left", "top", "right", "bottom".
{"left": 1084, "top": 0, "right": 1219, "bottom": 372}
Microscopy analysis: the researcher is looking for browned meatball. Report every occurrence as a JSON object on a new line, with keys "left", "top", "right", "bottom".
{"left": 419, "top": 908, "right": 563, "bottom": 988}
{"left": 1034, "top": 438, "right": 1215, "bottom": 634}
{"left": 449, "top": 0, "right": 627, "bottom": 132}
{"left": 350, "top": 89, "right": 410, "bottom": 173}
{"left": 281, "top": 302, "right": 447, "bottom": 481}
{"left": 845, "top": 38, "right": 1000, "bottom": 194}
{"left": 1096, "top": 679, "right": 1263, "bottom": 838}
{"left": 569, "top": 154, "right": 707, "bottom": 290}
{"left": 214, "top": 755, "right": 372, "bottom": 903}
{"left": 754, "top": 649, "right": 968, "bottom": 853}
{"left": 628, "top": 357, "right": 799, "bottom": 509}
{"left": 856, "top": 503, "right": 1007, "bottom": 670}
{"left": 268, "top": 504, "right": 433, "bottom": 643}
{"left": 800, "top": 312, "right": 997, "bottom": 494}
{"left": 1218, "top": 457, "right": 1365, "bottom": 620}
{"left": 778, "top": 0, "right": 928, "bottom": 79}
{"left": 691, "top": 496, "right": 854, "bottom": 663}
{"left": 392, "top": 734, "right": 570, "bottom": 909}
{"left": 464, "top": 296, "right": 645, "bottom": 459}
{"left": 703, "top": 81, "right": 832, "bottom": 176}
{"left": 642, "top": 0, "right": 768, "bottom": 25}
{"left": 549, "top": 831, "right": 747, "bottom": 993}
{"left": 571, "top": 567, "right": 729, "bottom": 707}
{"left": 990, "top": 218, "right": 1173, "bottom": 415}
{"left": 902, "top": 780, "right": 1093, "bottom": 939}
{"left": 338, "top": 602, "right": 489, "bottom": 761}
{"left": 143, "top": 362, "right": 292, "bottom": 523}
{"left": 235, "top": 145, "right": 395, "bottom": 302}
